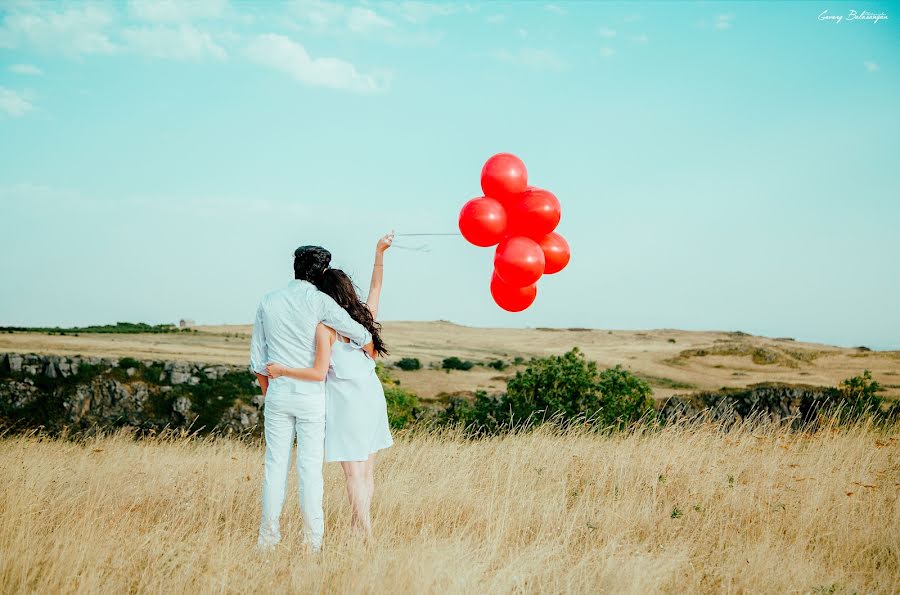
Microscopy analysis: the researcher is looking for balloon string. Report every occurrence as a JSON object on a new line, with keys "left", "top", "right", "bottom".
{"left": 394, "top": 233, "right": 460, "bottom": 237}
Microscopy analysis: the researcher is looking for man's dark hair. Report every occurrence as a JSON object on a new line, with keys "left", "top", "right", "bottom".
{"left": 293, "top": 245, "right": 331, "bottom": 282}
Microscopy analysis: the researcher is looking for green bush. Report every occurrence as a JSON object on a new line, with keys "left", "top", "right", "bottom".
{"left": 823, "top": 370, "right": 895, "bottom": 423}
{"left": 487, "top": 359, "right": 508, "bottom": 371}
{"left": 395, "top": 357, "right": 422, "bottom": 371}
{"left": 439, "top": 348, "right": 654, "bottom": 434}
{"left": 383, "top": 386, "right": 420, "bottom": 430}
{"left": 442, "top": 356, "right": 474, "bottom": 371}
{"left": 118, "top": 357, "right": 141, "bottom": 369}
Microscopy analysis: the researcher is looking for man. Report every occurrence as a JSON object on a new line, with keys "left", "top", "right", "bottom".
{"left": 250, "top": 245, "right": 371, "bottom": 551}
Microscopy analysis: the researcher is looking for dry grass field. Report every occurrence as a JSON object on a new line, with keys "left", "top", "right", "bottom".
{"left": 1, "top": 322, "right": 898, "bottom": 400}
{"left": 1, "top": 421, "right": 897, "bottom": 594}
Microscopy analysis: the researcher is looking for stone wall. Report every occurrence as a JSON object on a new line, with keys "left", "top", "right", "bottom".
{"left": 1, "top": 353, "right": 263, "bottom": 435}
{"left": 659, "top": 383, "right": 849, "bottom": 427}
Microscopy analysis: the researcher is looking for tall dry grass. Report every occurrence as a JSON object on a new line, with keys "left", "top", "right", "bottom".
{"left": 0, "top": 421, "right": 897, "bottom": 594}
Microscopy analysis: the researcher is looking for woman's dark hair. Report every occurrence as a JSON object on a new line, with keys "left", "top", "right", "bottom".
{"left": 315, "top": 268, "right": 388, "bottom": 357}
{"left": 294, "top": 245, "right": 331, "bottom": 282}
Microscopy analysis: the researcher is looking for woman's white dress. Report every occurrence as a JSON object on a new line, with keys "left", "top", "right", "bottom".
{"left": 324, "top": 339, "right": 393, "bottom": 462}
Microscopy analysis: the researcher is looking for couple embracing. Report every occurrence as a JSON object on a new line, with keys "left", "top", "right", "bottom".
{"left": 249, "top": 233, "right": 395, "bottom": 551}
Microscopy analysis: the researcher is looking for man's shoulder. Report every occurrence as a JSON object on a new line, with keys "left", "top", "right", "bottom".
{"left": 259, "top": 281, "right": 323, "bottom": 308}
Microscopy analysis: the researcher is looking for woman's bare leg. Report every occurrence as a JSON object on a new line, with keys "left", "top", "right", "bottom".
{"left": 340, "top": 460, "right": 372, "bottom": 537}
{"left": 365, "top": 453, "right": 376, "bottom": 506}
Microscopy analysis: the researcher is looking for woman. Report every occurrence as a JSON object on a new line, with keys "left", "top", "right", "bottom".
{"left": 266, "top": 232, "right": 394, "bottom": 539}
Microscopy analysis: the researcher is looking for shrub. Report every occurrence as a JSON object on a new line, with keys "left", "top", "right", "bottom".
{"left": 395, "top": 358, "right": 422, "bottom": 371}
{"left": 384, "top": 386, "right": 420, "bottom": 430}
{"left": 437, "top": 391, "right": 507, "bottom": 435}
{"left": 487, "top": 359, "right": 507, "bottom": 371}
{"left": 822, "top": 370, "right": 895, "bottom": 423}
{"left": 440, "top": 348, "right": 655, "bottom": 434}
{"left": 118, "top": 357, "right": 141, "bottom": 369}
{"left": 442, "top": 357, "right": 474, "bottom": 371}
{"left": 596, "top": 364, "right": 655, "bottom": 429}
{"left": 377, "top": 362, "right": 421, "bottom": 429}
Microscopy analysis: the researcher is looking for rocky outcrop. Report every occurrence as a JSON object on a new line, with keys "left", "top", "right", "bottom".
{"left": 0, "top": 353, "right": 262, "bottom": 435}
{"left": 658, "top": 383, "right": 845, "bottom": 427}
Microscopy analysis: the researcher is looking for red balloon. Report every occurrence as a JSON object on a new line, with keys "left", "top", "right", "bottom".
{"left": 508, "top": 187, "right": 561, "bottom": 239}
{"left": 538, "top": 232, "right": 570, "bottom": 274}
{"left": 481, "top": 153, "right": 528, "bottom": 202}
{"left": 490, "top": 272, "right": 537, "bottom": 312}
{"left": 494, "top": 236, "right": 545, "bottom": 287}
{"left": 458, "top": 196, "right": 508, "bottom": 247}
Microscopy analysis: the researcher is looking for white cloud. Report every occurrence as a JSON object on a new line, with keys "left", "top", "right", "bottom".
{"left": 623, "top": 13, "right": 640, "bottom": 23}
{"left": 292, "top": 0, "right": 394, "bottom": 32}
{"left": 545, "top": 4, "right": 566, "bottom": 15}
{"left": 383, "top": 1, "right": 459, "bottom": 24}
{"left": 486, "top": 14, "right": 505, "bottom": 24}
{"left": 599, "top": 47, "right": 615, "bottom": 58}
{"left": 346, "top": 6, "right": 394, "bottom": 33}
{"left": 492, "top": 48, "right": 566, "bottom": 71}
{"left": 714, "top": 14, "right": 734, "bottom": 30}
{"left": 0, "top": 87, "right": 33, "bottom": 117}
{"left": 288, "top": 0, "right": 441, "bottom": 45}
{"left": 122, "top": 25, "right": 228, "bottom": 60}
{"left": 598, "top": 27, "right": 616, "bottom": 38}
{"left": 0, "top": 4, "right": 117, "bottom": 56}
{"left": 9, "top": 63, "right": 42, "bottom": 75}
{"left": 244, "top": 33, "right": 389, "bottom": 94}
{"left": 128, "top": 0, "right": 228, "bottom": 22}
{"left": 630, "top": 33, "right": 649, "bottom": 44}
{"left": 864, "top": 61, "right": 879, "bottom": 72}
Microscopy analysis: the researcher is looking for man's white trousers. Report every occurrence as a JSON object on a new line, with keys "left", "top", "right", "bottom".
{"left": 258, "top": 388, "right": 326, "bottom": 550}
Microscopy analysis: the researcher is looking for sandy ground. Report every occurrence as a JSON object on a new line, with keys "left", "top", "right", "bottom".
{"left": 2, "top": 322, "right": 897, "bottom": 401}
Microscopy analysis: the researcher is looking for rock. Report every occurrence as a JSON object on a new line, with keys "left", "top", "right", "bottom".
{"left": 659, "top": 383, "right": 838, "bottom": 427}
{"left": 218, "top": 402, "right": 260, "bottom": 434}
{"left": 43, "top": 362, "right": 59, "bottom": 379}
{"left": 58, "top": 362, "right": 72, "bottom": 378}
{"left": 1, "top": 353, "right": 259, "bottom": 435}
{"left": 6, "top": 354, "right": 23, "bottom": 373}
{"left": 173, "top": 396, "right": 192, "bottom": 416}
{"left": 0, "top": 380, "right": 41, "bottom": 409}
{"left": 170, "top": 371, "right": 191, "bottom": 385}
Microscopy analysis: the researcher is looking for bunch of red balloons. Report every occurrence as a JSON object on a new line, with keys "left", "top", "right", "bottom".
{"left": 458, "top": 153, "right": 570, "bottom": 312}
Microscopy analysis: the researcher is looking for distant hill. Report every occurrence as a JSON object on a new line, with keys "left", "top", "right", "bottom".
{"left": 1, "top": 321, "right": 897, "bottom": 401}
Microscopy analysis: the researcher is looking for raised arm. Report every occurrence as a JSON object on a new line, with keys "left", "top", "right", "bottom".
{"left": 267, "top": 324, "right": 335, "bottom": 382}
{"left": 366, "top": 231, "right": 394, "bottom": 319}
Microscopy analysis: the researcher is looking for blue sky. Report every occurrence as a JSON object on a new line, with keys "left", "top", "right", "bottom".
{"left": 1, "top": 0, "right": 898, "bottom": 349}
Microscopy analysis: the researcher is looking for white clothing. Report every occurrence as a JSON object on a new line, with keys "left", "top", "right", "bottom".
{"left": 249, "top": 279, "right": 371, "bottom": 394}
{"left": 258, "top": 388, "right": 326, "bottom": 550}
{"left": 324, "top": 341, "right": 393, "bottom": 462}
{"left": 252, "top": 279, "right": 371, "bottom": 550}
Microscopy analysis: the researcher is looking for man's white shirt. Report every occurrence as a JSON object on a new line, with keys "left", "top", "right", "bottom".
{"left": 250, "top": 279, "right": 371, "bottom": 394}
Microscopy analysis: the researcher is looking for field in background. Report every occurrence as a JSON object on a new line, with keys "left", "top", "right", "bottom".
{"left": 1, "top": 322, "right": 898, "bottom": 401}
{"left": 1, "top": 422, "right": 897, "bottom": 593}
